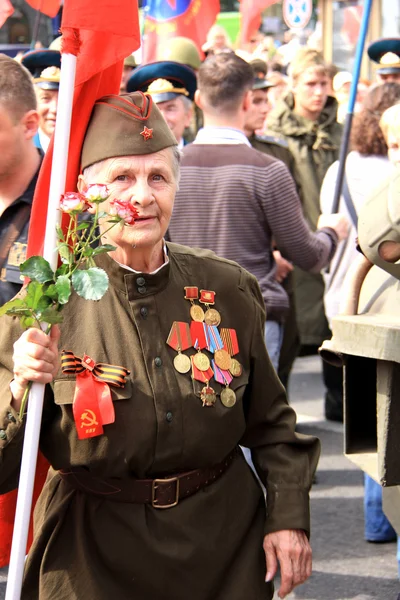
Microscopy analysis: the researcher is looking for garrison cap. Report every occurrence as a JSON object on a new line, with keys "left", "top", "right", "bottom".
{"left": 21, "top": 49, "right": 61, "bottom": 90}
{"left": 367, "top": 38, "right": 400, "bottom": 75}
{"left": 126, "top": 60, "right": 197, "bottom": 102}
{"left": 252, "top": 76, "right": 275, "bottom": 90}
{"left": 81, "top": 91, "right": 178, "bottom": 170}
{"left": 156, "top": 37, "right": 201, "bottom": 70}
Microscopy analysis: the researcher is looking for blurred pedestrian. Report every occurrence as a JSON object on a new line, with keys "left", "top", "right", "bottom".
{"left": 0, "top": 54, "right": 42, "bottom": 306}
{"left": 320, "top": 82, "right": 400, "bottom": 421}
{"left": 127, "top": 61, "right": 196, "bottom": 148}
{"left": 267, "top": 48, "right": 342, "bottom": 352}
{"left": 119, "top": 55, "right": 136, "bottom": 93}
{"left": 380, "top": 101, "right": 400, "bottom": 166}
{"left": 368, "top": 38, "right": 400, "bottom": 84}
{"left": 202, "top": 24, "right": 232, "bottom": 57}
{"left": 168, "top": 52, "right": 348, "bottom": 371}
{"left": 21, "top": 48, "right": 61, "bottom": 153}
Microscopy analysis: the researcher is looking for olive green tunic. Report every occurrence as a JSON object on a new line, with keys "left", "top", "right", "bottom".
{"left": 0, "top": 244, "right": 320, "bottom": 600}
{"left": 267, "top": 94, "right": 343, "bottom": 346}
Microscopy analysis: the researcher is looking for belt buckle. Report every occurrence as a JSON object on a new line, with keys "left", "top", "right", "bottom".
{"left": 152, "top": 476, "right": 180, "bottom": 509}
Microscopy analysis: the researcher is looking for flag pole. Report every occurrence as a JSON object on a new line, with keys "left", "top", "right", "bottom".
{"left": 5, "top": 46, "right": 77, "bottom": 600}
{"left": 330, "top": 0, "right": 373, "bottom": 215}
{"left": 30, "top": 0, "right": 44, "bottom": 50}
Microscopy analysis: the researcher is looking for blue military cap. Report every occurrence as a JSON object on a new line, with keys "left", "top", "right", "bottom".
{"left": 127, "top": 60, "right": 197, "bottom": 102}
{"left": 367, "top": 38, "right": 400, "bottom": 75}
{"left": 21, "top": 49, "right": 61, "bottom": 90}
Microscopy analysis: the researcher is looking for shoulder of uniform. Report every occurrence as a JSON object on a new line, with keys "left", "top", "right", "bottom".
{"left": 167, "top": 242, "right": 240, "bottom": 271}
{"left": 254, "top": 134, "right": 289, "bottom": 148}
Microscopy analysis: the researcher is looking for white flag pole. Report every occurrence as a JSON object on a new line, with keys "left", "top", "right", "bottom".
{"left": 5, "top": 51, "right": 77, "bottom": 600}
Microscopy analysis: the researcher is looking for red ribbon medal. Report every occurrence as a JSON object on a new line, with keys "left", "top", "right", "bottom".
{"left": 61, "top": 351, "right": 130, "bottom": 440}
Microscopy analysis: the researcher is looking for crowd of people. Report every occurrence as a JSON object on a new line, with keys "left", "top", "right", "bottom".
{"left": 0, "top": 20, "right": 400, "bottom": 599}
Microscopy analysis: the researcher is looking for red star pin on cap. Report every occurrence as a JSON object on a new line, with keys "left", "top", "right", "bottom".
{"left": 140, "top": 126, "right": 153, "bottom": 141}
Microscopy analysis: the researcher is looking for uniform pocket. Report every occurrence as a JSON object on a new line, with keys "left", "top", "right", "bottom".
{"left": 53, "top": 378, "right": 132, "bottom": 405}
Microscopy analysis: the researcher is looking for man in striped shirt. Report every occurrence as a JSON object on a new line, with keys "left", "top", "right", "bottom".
{"left": 168, "top": 53, "right": 348, "bottom": 369}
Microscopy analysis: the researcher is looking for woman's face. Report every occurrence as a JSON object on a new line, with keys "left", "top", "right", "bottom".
{"left": 387, "top": 131, "right": 400, "bottom": 167}
{"left": 80, "top": 149, "right": 177, "bottom": 251}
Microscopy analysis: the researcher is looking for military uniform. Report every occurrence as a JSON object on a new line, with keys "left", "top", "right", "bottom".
{"left": 0, "top": 155, "right": 42, "bottom": 306}
{"left": 0, "top": 247, "right": 320, "bottom": 600}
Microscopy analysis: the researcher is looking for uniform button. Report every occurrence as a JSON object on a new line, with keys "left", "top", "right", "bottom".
{"left": 7, "top": 412, "right": 16, "bottom": 423}
{"left": 155, "top": 357, "right": 162, "bottom": 367}
{"left": 138, "top": 286, "right": 147, "bottom": 294}
{"left": 166, "top": 411, "right": 173, "bottom": 423}
{"left": 0, "top": 430, "right": 7, "bottom": 440}
{"left": 136, "top": 276, "right": 146, "bottom": 286}
{"left": 140, "top": 307, "right": 148, "bottom": 318}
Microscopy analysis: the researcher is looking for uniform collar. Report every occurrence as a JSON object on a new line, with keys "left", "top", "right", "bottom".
{"left": 194, "top": 126, "right": 251, "bottom": 146}
{"left": 95, "top": 246, "right": 171, "bottom": 301}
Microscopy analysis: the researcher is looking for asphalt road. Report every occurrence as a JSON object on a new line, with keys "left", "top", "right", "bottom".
{"left": 0, "top": 356, "right": 399, "bottom": 599}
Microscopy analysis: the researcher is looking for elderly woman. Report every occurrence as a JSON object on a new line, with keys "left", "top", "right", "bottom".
{"left": 0, "top": 92, "right": 319, "bottom": 600}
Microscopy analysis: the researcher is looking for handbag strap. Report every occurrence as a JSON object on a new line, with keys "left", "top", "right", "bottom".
{"left": 341, "top": 172, "right": 358, "bottom": 229}
{"left": 0, "top": 204, "right": 31, "bottom": 273}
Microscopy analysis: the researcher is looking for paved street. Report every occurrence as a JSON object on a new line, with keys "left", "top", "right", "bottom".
{"left": 282, "top": 356, "right": 400, "bottom": 600}
{"left": 0, "top": 356, "right": 399, "bottom": 599}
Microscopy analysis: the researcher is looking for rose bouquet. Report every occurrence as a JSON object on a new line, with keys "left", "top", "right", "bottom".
{"left": 0, "top": 185, "right": 138, "bottom": 416}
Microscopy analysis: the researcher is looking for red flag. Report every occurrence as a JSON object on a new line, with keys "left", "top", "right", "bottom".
{"left": 142, "top": 0, "right": 220, "bottom": 64}
{"left": 239, "top": 0, "right": 279, "bottom": 45}
{"left": 24, "top": 0, "right": 61, "bottom": 18}
{"left": 28, "top": 0, "right": 141, "bottom": 257}
{"left": 0, "top": 0, "right": 14, "bottom": 28}
{"left": 0, "top": 0, "right": 140, "bottom": 570}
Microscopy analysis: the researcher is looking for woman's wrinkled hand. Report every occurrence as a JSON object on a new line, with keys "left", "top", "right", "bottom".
{"left": 263, "top": 529, "right": 312, "bottom": 598}
{"left": 10, "top": 326, "right": 60, "bottom": 410}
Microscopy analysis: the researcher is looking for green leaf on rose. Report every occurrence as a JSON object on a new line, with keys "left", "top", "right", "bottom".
{"left": 81, "top": 246, "right": 94, "bottom": 257}
{"left": 21, "top": 316, "right": 35, "bottom": 329}
{"left": 0, "top": 297, "right": 25, "bottom": 317}
{"left": 55, "top": 264, "right": 69, "bottom": 277}
{"left": 20, "top": 256, "right": 54, "bottom": 283}
{"left": 56, "top": 225, "right": 65, "bottom": 242}
{"left": 55, "top": 275, "right": 71, "bottom": 304}
{"left": 39, "top": 308, "right": 64, "bottom": 324}
{"left": 44, "top": 283, "right": 59, "bottom": 300}
{"left": 25, "top": 281, "right": 44, "bottom": 310}
{"left": 76, "top": 222, "right": 91, "bottom": 231}
{"left": 36, "top": 295, "right": 53, "bottom": 313}
{"left": 92, "top": 244, "right": 116, "bottom": 256}
{"left": 57, "top": 242, "right": 73, "bottom": 264}
{"left": 72, "top": 267, "right": 109, "bottom": 301}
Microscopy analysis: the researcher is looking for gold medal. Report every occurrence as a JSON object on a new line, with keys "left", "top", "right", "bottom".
{"left": 204, "top": 308, "right": 221, "bottom": 326}
{"left": 220, "top": 387, "right": 236, "bottom": 408}
{"left": 174, "top": 353, "right": 191, "bottom": 374}
{"left": 200, "top": 385, "right": 216, "bottom": 407}
{"left": 230, "top": 358, "right": 243, "bottom": 377}
{"left": 193, "top": 352, "right": 210, "bottom": 372}
{"left": 190, "top": 304, "right": 205, "bottom": 322}
{"left": 214, "top": 348, "right": 232, "bottom": 371}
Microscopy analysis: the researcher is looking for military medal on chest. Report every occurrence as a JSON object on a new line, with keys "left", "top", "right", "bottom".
{"left": 190, "top": 321, "right": 211, "bottom": 372}
{"left": 199, "top": 289, "right": 221, "bottom": 327}
{"left": 220, "top": 328, "right": 243, "bottom": 377}
{"left": 213, "top": 360, "right": 237, "bottom": 408}
{"left": 184, "top": 286, "right": 205, "bottom": 322}
{"left": 166, "top": 321, "right": 192, "bottom": 374}
{"left": 191, "top": 356, "right": 216, "bottom": 406}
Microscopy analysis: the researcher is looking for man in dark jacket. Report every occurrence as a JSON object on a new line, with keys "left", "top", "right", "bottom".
{"left": 0, "top": 54, "right": 42, "bottom": 306}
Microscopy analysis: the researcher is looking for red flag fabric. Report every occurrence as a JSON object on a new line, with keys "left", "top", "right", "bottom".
{"left": 24, "top": 0, "right": 61, "bottom": 18}
{"left": 142, "top": 0, "right": 220, "bottom": 64}
{"left": 0, "top": 0, "right": 140, "bottom": 569}
{"left": 0, "top": 0, "right": 14, "bottom": 28}
{"left": 239, "top": 0, "right": 279, "bottom": 45}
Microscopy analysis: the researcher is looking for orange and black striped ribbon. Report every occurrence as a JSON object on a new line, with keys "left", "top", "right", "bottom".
{"left": 61, "top": 351, "right": 130, "bottom": 388}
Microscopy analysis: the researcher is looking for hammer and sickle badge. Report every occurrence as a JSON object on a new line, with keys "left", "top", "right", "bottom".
{"left": 80, "top": 409, "right": 98, "bottom": 428}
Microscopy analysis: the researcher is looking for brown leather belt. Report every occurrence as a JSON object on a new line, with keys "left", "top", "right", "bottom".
{"left": 59, "top": 449, "right": 238, "bottom": 509}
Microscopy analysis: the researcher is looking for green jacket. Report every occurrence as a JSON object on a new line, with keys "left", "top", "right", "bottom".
{"left": 267, "top": 94, "right": 342, "bottom": 345}
{"left": 267, "top": 93, "right": 342, "bottom": 230}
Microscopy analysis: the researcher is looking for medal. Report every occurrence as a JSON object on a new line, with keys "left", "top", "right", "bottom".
{"left": 200, "top": 290, "right": 221, "bottom": 326}
{"left": 184, "top": 286, "right": 205, "bottom": 322}
{"left": 174, "top": 353, "right": 191, "bottom": 374}
{"left": 193, "top": 352, "right": 210, "bottom": 372}
{"left": 166, "top": 322, "right": 192, "bottom": 373}
{"left": 214, "top": 348, "right": 232, "bottom": 371}
{"left": 230, "top": 358, "right": 243, "bottom": 377}
{"left": 220, "top": 328, "right": 242, "bottom": 377}
{"left": 200, "top": 385, "right": 217, "bottom": 407}
{"left": 220, "top": 387, "right": 236, "bottom": 408}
